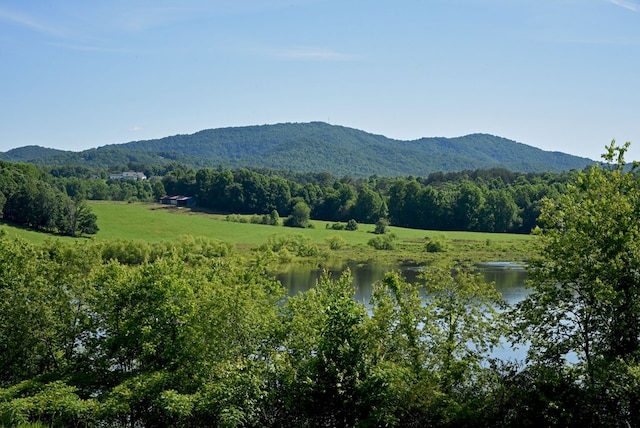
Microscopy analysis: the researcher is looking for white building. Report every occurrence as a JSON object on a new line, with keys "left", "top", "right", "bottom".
{"left": 109, "top": 171, "right": 147, "bottom": 180}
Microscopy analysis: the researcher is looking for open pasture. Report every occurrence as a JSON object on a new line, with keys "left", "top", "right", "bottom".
{"left": 0, "top": 202, "right": 532, "bottom": 263}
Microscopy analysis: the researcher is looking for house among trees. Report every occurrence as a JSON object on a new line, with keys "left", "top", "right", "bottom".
{"left": 109, "top": 171, "right": 147, "bottom": 180}
{"left": 159, "top": 195, "right": 196, "bottom": 207}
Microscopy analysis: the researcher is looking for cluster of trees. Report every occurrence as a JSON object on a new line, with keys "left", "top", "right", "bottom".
{"left": 0, "top": 233, "right": 495, "bottom": 427}
{"left": 0, "top": 161, "right": 98, "bottom": 236}
{"left": 0, "top": 233, "right": 532, "bottom": 427}
{"left": 47, "top": 164, "right": 166, "bottom": 203}
{"left": 162, "top": 166, "right": 574, "bottom": 233}
{"left": 59, "top": 175, "right": 165, "bottom": 202}
{"left": 512, "top": 142, "right": 640, "bottom": 425}
{"left": 1, "top": 143, "right": 640, "bottom": 426}
{"left": 2, "top": 158, "right": 578, "bottom": 235}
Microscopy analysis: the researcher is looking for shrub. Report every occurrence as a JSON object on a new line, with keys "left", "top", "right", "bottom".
{"left": 346, "top": 219, "right": 358, "bottom": 231}
{"left": 284, "top": 202, "right": 311, "bottom": 228}
{"left": 0, "top": 381, "right": 97, "bottom": 427}
{"left": 269, "top": 210, "right": 281, "bottom": 226}
{"left": 368, "top": 233, "right": 397, "bottom": 250}
{"left": 296, "top": 243, "right": 320, "bottom": 257}
{"left": 258, "top": 234, "right": 321, "bottom": 258}
{"left": 425, "top": 237, "right": 448, "bottom": 253}
{"left": 226, "top": 214, "right": 248, "bottom": 223}
{"left": 327, "top": 222, "right": 347, "bottom": 230}
{"left": 374, "top": 218, "right": 389, "bottom": 235}
{"left": 326, "top": 235, "right": 347, "bottom": 250}
{"left": 250, "top": 215, "right": 265, "bottom": 224}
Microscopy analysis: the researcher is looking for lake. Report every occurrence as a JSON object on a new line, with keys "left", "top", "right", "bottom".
{"left": 277, "top": 260, "right": 530, "bottom": 362}
{"left": 278, "top": 260, "right": 529, "bottom": 305}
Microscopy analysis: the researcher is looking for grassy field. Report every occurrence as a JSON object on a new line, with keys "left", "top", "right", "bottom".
{"left": 0, "top": 201, "right": 534, "bottom": 265}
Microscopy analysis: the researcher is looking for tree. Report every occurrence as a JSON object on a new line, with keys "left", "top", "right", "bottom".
{"left": 481, "top": 189, "right": 520, "bottom": 232}
{"left": 388, "top": 179, "right": 421, "bottom": 228}
{"left": 195, "top": 168, "right": 216, "bottom": 207}
{"left": 453, "top": 181, "right": 485, "bottom": 231}
{"left": 278, "top": 270, "right": 370, "bottom": 426}
{"left": 57, "top": 197, "right": 99, "bottom": 236}
{"left": 364, "top": 271, "right": 434, "bottom": 424}
{"left": 364, "top": 268, "right": 506, "bottom": 426}
{"left": 284, "top": 201, "right": 311, "bottom": 228}
{"left": 0, "top": 238, "right": 101, "bottom": 387}
{"left": 317, "top": 182, "right": 356, "bottom": 221}
{"left": 422, "top": 266, "right": 505, "bottom": 394}
{"left": 352, "top": 185, "right": 385, "bottom": 223}
{"left": 513, "top": 141, "right": 640, "bottom": 425}
{"left": 374, "top": 217, "right": 389, "bottom": 234}
{"left": 210, "top": 168, "right": 235, "bottom": 210}
{"left": 151, "top": 179, "right": 166, "bottom": 202}
{"left": 267, "top": 177, "right": 292, "bottom": 214}
{"left": 269, "top": 209, "right": 280, "bottom": 226}
{"left": 416, "top": 185, "right": 447, "bottom": 230}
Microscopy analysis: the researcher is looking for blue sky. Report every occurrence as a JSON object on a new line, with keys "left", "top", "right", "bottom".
{"left": 1, "top": 0, "right": 639, "bottom": 161}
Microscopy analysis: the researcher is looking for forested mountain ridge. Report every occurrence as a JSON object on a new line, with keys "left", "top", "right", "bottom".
{"left": 1, "top": 145, "right": 67, "bottom": 162}
{"left": 0, "top": 122, "right": 594, "bottom": 176}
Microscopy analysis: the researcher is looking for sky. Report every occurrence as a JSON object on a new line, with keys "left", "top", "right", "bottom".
{"left": 1, "top": 0, "right": 640, "bottom": 161}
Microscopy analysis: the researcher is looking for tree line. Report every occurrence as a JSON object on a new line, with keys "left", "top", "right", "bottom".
{"left": 161, "top": 166, "right": 575, "bottom": 233}
{"left": 3, "top": 158, "right": 580, "bottom": 234}
{"left": 0, "top": 161, "right": 98, "bottom": 236}
{"left": 2, "top": 158, "right": 576, "bottom": 236}
{"left": 1, "top": 143, "right": 639, "bottom": 426}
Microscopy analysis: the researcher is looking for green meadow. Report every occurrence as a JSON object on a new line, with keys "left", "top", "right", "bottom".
{"left": 0, "top": 201, "right": 533, "bottom": 264}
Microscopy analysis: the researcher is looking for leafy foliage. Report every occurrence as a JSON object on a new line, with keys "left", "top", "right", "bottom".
{"left": 0, "top": 234, "right": 519, "bottom": 427}
{"left": 284, "top": 201, "right": 311, "bottom": 228}
{"left": 0, "top": 160, "right": 98, "bottom": 236}
{"left": 374, "top": 217, "right": 389, "bottom": 234}
{"left": 425, "top": 237, "right": 448, "bottom": 253}
{"left": 368, "top": 233, "right": 397, "bottom": 250}
{"left": 513, "top": 141, "right": 640, "bottom": 425}
{"left": 326, "top": 235, "right": 347, "bottom": 250}
{"left": 160, "top": 162, "right": 575, "bottom": 235}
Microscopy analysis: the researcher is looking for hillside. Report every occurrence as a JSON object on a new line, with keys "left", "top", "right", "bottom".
{"left": 0, "top": 122, "right": 595, "bottom": 176}
{"left": 0, "top": 145, "right": 67, "bottom": 162}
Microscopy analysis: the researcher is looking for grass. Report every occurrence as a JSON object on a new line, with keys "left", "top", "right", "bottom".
{"left": 0, "top": 201, "right": 534, "bottom": 265}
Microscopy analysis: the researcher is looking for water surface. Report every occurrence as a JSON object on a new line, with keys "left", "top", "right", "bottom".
{"left": 278, "top": 261, "right": 528, "bottom": 305}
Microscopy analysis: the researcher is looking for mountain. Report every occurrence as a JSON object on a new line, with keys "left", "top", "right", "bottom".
{"left": 0, "top": 145, "right": 68, "bottom": 162}
{"left": 0, "top": 122, "right": 595, "bottom": 176}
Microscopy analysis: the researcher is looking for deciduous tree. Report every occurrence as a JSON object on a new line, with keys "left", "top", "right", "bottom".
{"left": 514, "top": 141, "right": 640, "bottom": 424}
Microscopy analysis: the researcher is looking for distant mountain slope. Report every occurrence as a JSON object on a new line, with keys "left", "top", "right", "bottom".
{"left": 0, "top": 145, "right": 67, "bottom": 162}
{"left": 0, "top": 122, "right": 595, "bottom": 176}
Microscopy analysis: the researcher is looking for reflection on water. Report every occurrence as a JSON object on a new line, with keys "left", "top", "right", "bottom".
{"left": 277, "top": 261, "right": 531, "bottom": 362}
{"left": 278, "top": 261, "right": 420, "bottom": 303}
{"left": 476, "top": 262, "right": 529, "bottom": 305}
{"left": 277, "top": 261, "right": 529, "bottom": 305}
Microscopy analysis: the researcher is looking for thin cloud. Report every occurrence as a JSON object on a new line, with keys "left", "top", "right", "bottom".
{"left": 545, "top": 36, "right": 640, "bottom": 46}
{"left": 47, "top": 42, "right": 132, "bottom": 54}
{"left": 268, "top": 47, "right": 359, "bottom": 61}
{"left": 116, "top": 6, "right": 206, "bottom": 32}
{"left": 0, "top": 8, "right": 66, "bottom": 37}
{"left": 609, "top": 0, "right": 639, "bottom": 12}
{"left": 116, "top": 0, "right": 321, "bottom": 31}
